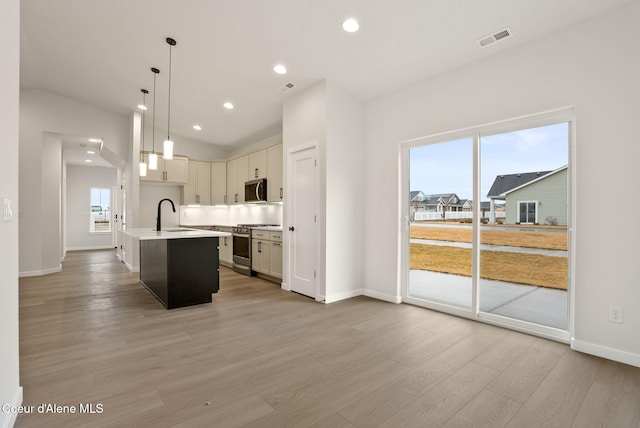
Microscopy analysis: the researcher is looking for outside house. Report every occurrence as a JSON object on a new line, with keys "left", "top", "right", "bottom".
{"left": 410, "top": 192, "right": 472, "bottom": 220}
{"left": 487, "top": 166, "right": 568, "bottom": 225}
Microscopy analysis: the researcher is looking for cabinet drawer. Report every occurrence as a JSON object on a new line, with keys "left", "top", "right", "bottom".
{"left": 251, "top": 230, "right": 268, "bottom": 239}
{"left": 269, "top": 231, "right": 282, "bottom": 242}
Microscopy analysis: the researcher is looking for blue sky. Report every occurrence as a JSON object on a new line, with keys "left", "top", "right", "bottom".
{"left": 410, "top": 122, "right": 569, "bottom": 201}
{"left": 90, "top": 188, "right": 110, "bottom": 209}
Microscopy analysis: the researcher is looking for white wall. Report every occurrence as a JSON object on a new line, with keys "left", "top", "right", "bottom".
{"left": 226, "top": 133, "right": 282, "bottom": 159}
{"left": 363, "top": 1, "right": 640, "bottom": 366}
{"left": 138, "top": 184, "right": 181, "bottom": 230}
{"left": 0, "top": 0, "right": 22, "bottom": 425}
{"left": 40, "top": 133, "right": 63, "bottom": 274}
{"left": 282, "top": 81, "right": 366, "bottom": 302}
{"left": 141, "top": 117, "right": 230, "bottom": 161}
{"left": 325, "top": 85, "right": 365, "bottom": 302}
{"left": 19, "top": 90, "right": 129, "bottom": 275}
{"left": 283, "top": 81, "right": 327, "bottom": 297}
{"left": 66, "top": 166, "right": 117, "bottom": 250}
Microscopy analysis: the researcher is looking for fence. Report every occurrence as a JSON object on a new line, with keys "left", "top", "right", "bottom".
{"left": 413, "top": 211, "right": 506, "bottom": 221}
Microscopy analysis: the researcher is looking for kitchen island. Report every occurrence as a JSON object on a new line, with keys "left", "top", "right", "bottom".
{"left": 123, "top": 228, "right": 231, "bottom": 309}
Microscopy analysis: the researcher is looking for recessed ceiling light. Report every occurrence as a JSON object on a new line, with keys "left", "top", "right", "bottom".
{"left": 223, "top": 102, "right": 234, "bottom": 110}
{"left": 85, "top": 159, "right": 93, "bottom": 163}
{"left": 342, "top": 18, "right": 359, "bottom": 33}
{"left": 137, "top": 104, "right": 148, "bottom": 111}
{"left": 193, "top": 125, "right": 202, "bottom": 131}
{"left": 88, "top": 138, "right": 101, "bottom": 143}
{"left": 86, "top": 150, "right": 95, "bottom": 154}
{"left": 273, "top": 64, "right": 287, "bottom": 75}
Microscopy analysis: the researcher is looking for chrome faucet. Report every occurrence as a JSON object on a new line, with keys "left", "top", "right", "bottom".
{"left": 156, "top": 198, "right": 176, "bottom": 231}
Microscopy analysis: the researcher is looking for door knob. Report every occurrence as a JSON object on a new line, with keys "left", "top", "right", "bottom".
{"left": 289, "top": 226, "right": 295, "bottom": 231}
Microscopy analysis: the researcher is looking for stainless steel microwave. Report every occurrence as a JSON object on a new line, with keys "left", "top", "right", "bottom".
{"left": 245, "top": 178, "right": 267, "bottom": 202}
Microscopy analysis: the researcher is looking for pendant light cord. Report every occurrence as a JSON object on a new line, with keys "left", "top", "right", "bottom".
{"left": 167, "top": 43, "right": 172, "bottom": 140}
{"left": 141, "top": 92, "right": 145, "bottom": 155}
{"left": 152, "top": 71, "right": 156, "bottom": 153}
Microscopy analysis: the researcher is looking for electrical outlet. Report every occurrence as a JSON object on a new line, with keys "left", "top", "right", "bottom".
{"left": 609, "top": 306, "right": 623, "bottom": 323}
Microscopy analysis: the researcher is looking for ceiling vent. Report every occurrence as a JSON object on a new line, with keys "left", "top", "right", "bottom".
{"left": 279, "top": 82, "right": 295, "bottom": 93}
{"left": 476, "top": 26, "right": 513, "bottom": 48}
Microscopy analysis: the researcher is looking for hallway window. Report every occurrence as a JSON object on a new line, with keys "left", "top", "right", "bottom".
{"left": 90, "top": 188, "right": 110, "bottom": 232}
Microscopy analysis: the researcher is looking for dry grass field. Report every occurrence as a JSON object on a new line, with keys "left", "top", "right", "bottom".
{"left": 410, "top": 244, "right": 568, "bottom": 289}
{"left": 410, "top": 226, "right": 568, "bottom": 251}
{"left": 410, "top": 225, "right": 568, "bottom": 289}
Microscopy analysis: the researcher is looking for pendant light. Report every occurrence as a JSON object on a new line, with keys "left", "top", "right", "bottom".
{"left": 138, "top": 89, "right": 149, "bottom": 177}
{"left": 149, "top": 67, "right": 160, "bottom": 170}
{"left": 163, "top": 37, "right": 176, "bottom": 160}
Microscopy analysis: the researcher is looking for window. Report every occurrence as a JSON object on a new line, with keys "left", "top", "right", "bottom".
{"left": 90, "top": 188, "right": 111, "bottom": 232}
{"left": 518, "top": 201, "right": 538, "bottom": 224}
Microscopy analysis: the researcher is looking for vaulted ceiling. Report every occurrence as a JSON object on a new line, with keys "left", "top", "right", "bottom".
{"left": 20, "top": 0, "right": 631, "bottom": 152}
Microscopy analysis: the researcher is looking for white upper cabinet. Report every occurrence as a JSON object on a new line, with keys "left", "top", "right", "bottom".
{"left": 248, "top": 149, "right": 267, "bottom": 180}
{"left": 218, "top": 144, "right": 283, "bottom": 204}
{"left": 226, "top": 158, "right": 238, "bottom": 204}
{"left": 210, "top": 161, "right": 227, "bottom": 204}
{"left": 226, "top": 155, "right": 248, "bottom": 204}
{"left": 183, "top": 160, "right": 211, "bottom": 204}
{"left": 237, "top": 156, "right": 249, "bottom": 203}
{"left": 266, "top": 144, "right": 283, "bottom": 202}
{"left": 141, "top": 154, "right": 163, "bottom": 182}
{"left": 141, "top": 154, "right": 188, "bottom": 184}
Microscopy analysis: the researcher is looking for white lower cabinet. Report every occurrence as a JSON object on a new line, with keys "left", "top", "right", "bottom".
{"left": 214, "top": 226, "right": 233, "bottom": 266}
{"left": 269, "top": 241, "right": 282, "bottom": 278}
{"left": 251, "top": 229, "right": 282, "bottom": 280}
{"left": 251, "top": 239, "right": 271, "bottom": 275}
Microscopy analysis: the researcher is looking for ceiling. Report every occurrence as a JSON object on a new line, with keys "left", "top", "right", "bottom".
{"left": 61, "top": 136, "right": 113, "bottom": 168}
{"left": 20, "top": 0, "right": 631, "bottom": 153}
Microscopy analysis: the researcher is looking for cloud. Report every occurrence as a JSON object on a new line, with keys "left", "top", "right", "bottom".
{"left": 513, "top": 128, "right": 549, "bottom": 152}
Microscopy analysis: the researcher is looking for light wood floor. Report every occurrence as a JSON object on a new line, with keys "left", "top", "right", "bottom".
{"left": 16, "top": 250, "right": 640, "bottom": 428}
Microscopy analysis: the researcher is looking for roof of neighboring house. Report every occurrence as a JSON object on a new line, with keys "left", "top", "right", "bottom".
{"left": 410, "top": 191, "right": 425, "bottom": 201}
{"left": 487, "top": 170, "right": 553, "bottom": 198}
{"left": 410, "top": 192, "right": 472, "bottom": 207}
{"left": 503, "top": 165, "right": 568, "bottom": 196}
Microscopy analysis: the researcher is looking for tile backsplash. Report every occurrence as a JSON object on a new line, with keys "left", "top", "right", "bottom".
{"left": 180, "top": 203, "right": 283, "bottom": 226}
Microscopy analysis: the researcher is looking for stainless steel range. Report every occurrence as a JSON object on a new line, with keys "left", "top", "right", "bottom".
{"left": 232, "top": 224, "right": 280, "bottom": 276}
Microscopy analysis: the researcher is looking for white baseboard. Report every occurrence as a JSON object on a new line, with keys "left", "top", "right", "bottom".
{"left": 19, "top": 265, "right": 61, "bottom": 278}
{"left": 66, "top": 245, "right": 115, "bottom": 251}
{"left": 124, "top": 261, "right": 139, "bottom": 273}
{"left": 324, "top": 289, "right": 363, "bottom": 304}
{"left": 1, "top": 386, "right": 23, "bottom": 428}
{"left": 284, "top": 286, "right": 402, "bottom": 304}
{"left": 321, "top": 289, "right": 402, "bottom": 304}
{"left": 571, "top": 338, "right": 640, "bottom": 368}
{"left": 362, "top": 289, "right": 402, "bottom": 304}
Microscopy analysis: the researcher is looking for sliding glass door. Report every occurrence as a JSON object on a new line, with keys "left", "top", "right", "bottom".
{"left": 408, "top": 138, "right": 473, "bottom": 311}
{"left": 478, "top": 123, "right": 569, "bottom": 330}
{"left": 403, "top": 110, "right": 572, "bottom": 339}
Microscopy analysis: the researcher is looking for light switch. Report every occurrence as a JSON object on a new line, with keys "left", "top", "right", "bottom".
{"left": 3, "top": 198, "right": 13, "bottom": 222}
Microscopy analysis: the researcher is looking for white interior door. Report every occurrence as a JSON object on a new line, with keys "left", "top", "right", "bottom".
{"left": 287, "top": 145, "right": 318, "bottom": 298}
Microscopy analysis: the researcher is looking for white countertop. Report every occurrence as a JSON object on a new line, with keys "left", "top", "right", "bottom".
{"left": 123, "top": 227, "right": 232, "bottom": 241}
{"left": 251, "top": 226, "right": 283, "bottom": 232}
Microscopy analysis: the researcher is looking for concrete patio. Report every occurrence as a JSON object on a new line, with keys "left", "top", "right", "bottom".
{"left": 409, "top": 269, "right": 568, "bottom": 330}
